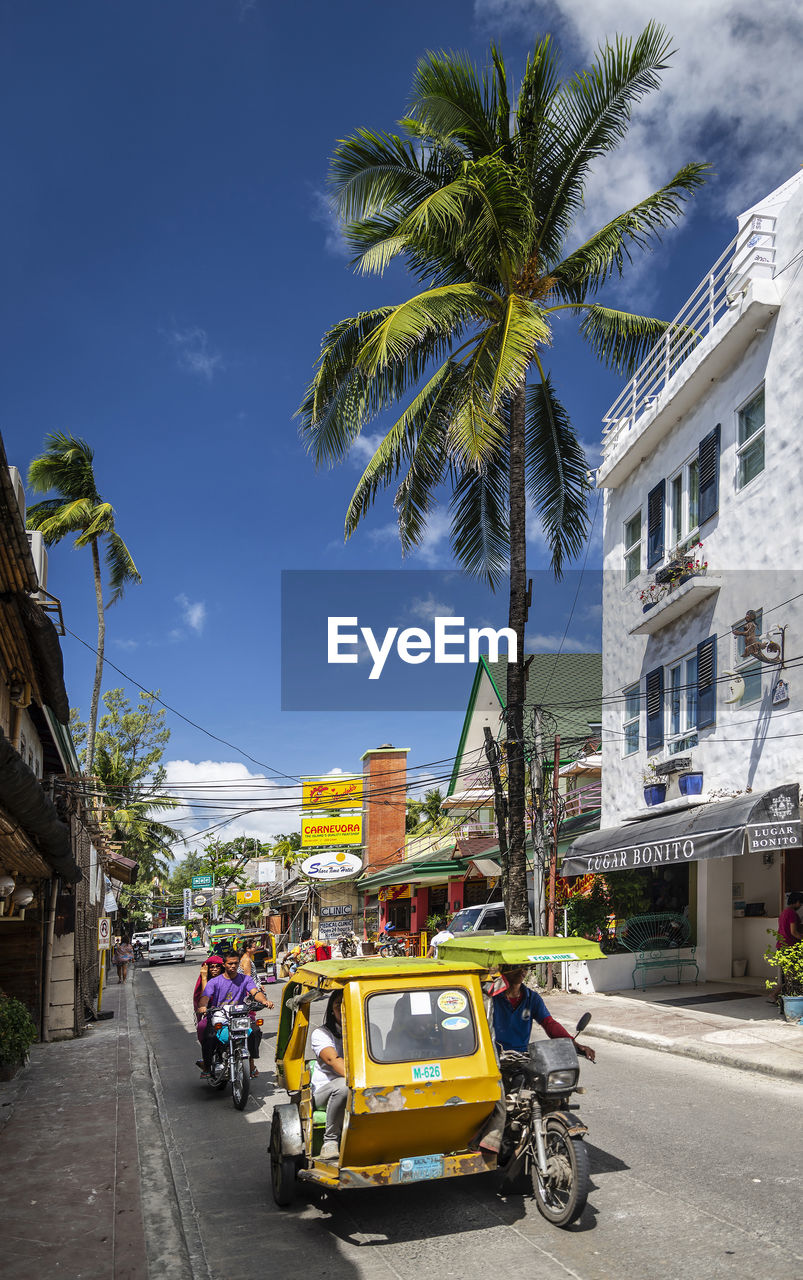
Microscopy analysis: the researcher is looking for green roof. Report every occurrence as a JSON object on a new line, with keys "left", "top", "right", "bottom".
{"left": 484, "top": 652, "right": 602, "bottom": 743}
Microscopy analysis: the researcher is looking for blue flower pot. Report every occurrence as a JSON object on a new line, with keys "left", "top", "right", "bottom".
{"left": 679, "top": 772, "right": 703, "bottom": 796}
{"left": 643, "top": 783, "right": 667, "bottom": 806}
{"left": 782, "top": 994, "right": 803, "bottom": 1024}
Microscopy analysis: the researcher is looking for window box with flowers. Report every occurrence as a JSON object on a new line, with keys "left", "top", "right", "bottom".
{"left": 640, "top": 542, "right": 708, "bottom": 612}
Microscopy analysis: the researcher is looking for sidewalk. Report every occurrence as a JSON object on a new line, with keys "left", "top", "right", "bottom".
{"left": 545, "top": 978, "right": 803, "bottom": 1081}
{"left": 1, "top": 974, "right": 801, "bottom": 1280}
{"left": 1, "top": 977, "right": 193, "bottom": 1280}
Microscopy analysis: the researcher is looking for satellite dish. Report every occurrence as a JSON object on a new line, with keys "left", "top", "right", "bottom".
{"left": 724, "top": 672, "right": 745, "bottom": 704}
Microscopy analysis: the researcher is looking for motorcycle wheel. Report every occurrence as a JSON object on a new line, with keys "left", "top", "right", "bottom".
{"left": 210, "top": 1050, "right": 228, "bottom": 1091}
{"left": 531, "top": 1121, "right": 589, "bottom": 1227}
{"left": 231, "top": 1055, "right": 250, "bottom": 1110}
{"left": 270, "top": 1112, "right": 297, "bottom": 1206}
{"left": 378, "top": 944, "right": 392, "bottom": 958}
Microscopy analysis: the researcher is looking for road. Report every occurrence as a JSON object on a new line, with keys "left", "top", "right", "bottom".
{"left": 134, "top": 960, "right": 803, "bottom": 1280}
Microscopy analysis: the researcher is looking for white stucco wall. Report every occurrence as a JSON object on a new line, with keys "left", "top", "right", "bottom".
{"left": 594, "top": 175, "right": 803, "bottom": 987}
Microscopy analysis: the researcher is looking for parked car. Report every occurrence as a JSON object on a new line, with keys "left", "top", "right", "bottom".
{"left": 148, "top": 926, "right": 187, "bottom": 965}
{"left": 447, "top": 902, "right": 509, "bottom": 936}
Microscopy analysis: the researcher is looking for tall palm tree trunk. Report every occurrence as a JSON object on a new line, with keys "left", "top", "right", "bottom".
{"left": 87, "top": 538, "right": 106, "bottom": 777}
{"left": 505, "top": 381, "right": 529, "bottom": 933}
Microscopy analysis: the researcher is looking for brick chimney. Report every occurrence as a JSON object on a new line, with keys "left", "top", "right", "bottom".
{"left": 361, "top": 744, "right": 409, "bottom": 872}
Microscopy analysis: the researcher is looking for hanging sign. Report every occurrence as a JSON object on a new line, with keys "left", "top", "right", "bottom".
{"left": 378, "top": 883, "right": 411, "bottom": 901}
{"left": 236, "top": 889, "right": 262, "bottom": 905}
{"left": 300, "top": 851, "right": 363, "bottom": 881}
{"left": 301, "top": 815, "right": 363, "bottom": 847}
{"left": 302, "top": 776, "right": 363, "bottom": 810}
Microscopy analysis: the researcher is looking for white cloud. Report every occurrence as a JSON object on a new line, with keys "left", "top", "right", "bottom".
{"left": 163, "top": 759, "right": 301, "bottom": 856}
{"left": 113, "top": 637, "right": 139, "bottom": 651}
{"left": 474, "top": 1, "right": 803, "bottom": 257}
{"left": 163, "top": 325, "right": 224, "bottom": 381}
{"left": 407, "top": 594, "right": 457, "bottom": 623}
{"left": 348, "top": 432, "right": 384, "bottom": 468}
{"left": 525, "top": 631, "right": 592, "bottom": 653}
{"left": 366, "top": 508, "right": 454, "bottom": 567}
{"left": 310, "top": 187, "right": 350, "bottom": 258}
{"left": 176, "top": 593, "right": 207, "bottom": 634}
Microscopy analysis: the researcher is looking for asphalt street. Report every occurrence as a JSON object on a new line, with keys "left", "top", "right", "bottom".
{"left": 135, "top": 960, "right": 803, "bottom": 1280}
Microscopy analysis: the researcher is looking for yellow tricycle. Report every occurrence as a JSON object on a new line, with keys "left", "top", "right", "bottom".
{"left": 270, "top": 935, "right": 603, "bottom": 1225}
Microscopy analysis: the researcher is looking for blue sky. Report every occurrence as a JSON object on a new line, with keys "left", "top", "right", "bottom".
{"left": 2, "top": 1, "right": 800, "bottom": 851}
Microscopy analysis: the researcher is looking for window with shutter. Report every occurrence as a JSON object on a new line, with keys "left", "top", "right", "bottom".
{"left": 696, "top": 635, "right": 717, "bottom": 729}
{"left": 647, "top": 480, "right": 665, "bottom": 568}
{"left": 645, "top": 666, "right": 664, "bottom": 750}
{"left": 697, "top": 425, "right": 721, "bottom": 524}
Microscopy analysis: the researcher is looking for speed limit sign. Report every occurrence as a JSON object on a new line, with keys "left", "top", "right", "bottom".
{"left": 98, "top": 918, "right": 111, "bottom": 950}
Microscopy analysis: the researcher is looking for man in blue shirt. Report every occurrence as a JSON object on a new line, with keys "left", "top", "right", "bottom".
{"left": 492, "top": 966, "right": 595, "bottom": 1061}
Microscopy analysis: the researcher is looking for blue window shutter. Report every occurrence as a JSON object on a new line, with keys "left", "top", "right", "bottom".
{"left": 647, "top": 481, "right": 665, "bottom": 568}
{"left": 698, "top": 425, "right": 721, "bottom": 525}
{"left": 645, "top": 666, "right": 664, "bottom": 750}
{"left": 697, "top": 635, "right": 717, "bottom": 729}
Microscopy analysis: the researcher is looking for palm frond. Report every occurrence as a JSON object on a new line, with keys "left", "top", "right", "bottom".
{"left": 104, "top": 530, "right": 141, "bottom": 606}
{"left": 27, "top": 497, "right": 102, "bottom": 547}
{"left": 535, "top": 22, "right": 675, "bottom": 261}
{"left": 358, "top": 283, "right": 495, "bottom": 374}
{"left": 525, "top": 371, "right": 590, "bottom": 578}
{"left": 448, "top": 451, "right": 509, "bottom": 587}
{"left": 407, "top": 49, "right": 499, "bottom": 157}
{"left": 330, "top": 129, "right": 439, "bottom": 222}
{"left": 578, "top": 306, "right": 673, "bottom": 376}
{"left": 27, "top": 432, "right": 100, "bottom": 502}
{"left": 551, "top": 162, "right": 709, "bottom": 298}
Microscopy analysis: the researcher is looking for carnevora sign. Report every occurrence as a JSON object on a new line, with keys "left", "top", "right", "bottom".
{"left": 561, "top": 784, "right": 801, "bottom": 877}
{"left": 301, "top": 815, "right": 363, "bottom": 847}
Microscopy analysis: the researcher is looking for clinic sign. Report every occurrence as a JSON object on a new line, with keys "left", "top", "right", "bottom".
{"left": 302, "top": 776, "right": 363, "bottom": 810}
{"left": 301, "top": 815, "right": 363, "bottom": 847}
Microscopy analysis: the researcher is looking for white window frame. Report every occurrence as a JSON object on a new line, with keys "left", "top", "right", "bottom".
{"left": 667, "top": 453, "right": 700, "bottom": 553}
{"left": 666, "top": 650, "right": 698, "bottom": 755}
{"left": 736, "top": 386, "right": 765, "bottom": 490}
{"left": 623, "top": 510, "right": 642, "bottom": 584}
{"left": 622, "top": 683, "right": 640, "bottom": 756}
{"left": 732, "top": 607, "right": 764, "bottom": 705}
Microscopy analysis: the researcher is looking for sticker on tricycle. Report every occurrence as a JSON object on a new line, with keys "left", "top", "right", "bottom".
{"left": 411, "top": 1062, "right": 442, "bottom": 1082}
{"left": 437, "top": 990, "right": 467, "bottom": 1014}
{"left": 527, "top": 953, "right": 579, "bottom": 962}
{"left": 399, "top": 1154, "right": 444, "bottom": 1182}
{"left": 441, "top": 1016, "right": 470, "bottom": 1030}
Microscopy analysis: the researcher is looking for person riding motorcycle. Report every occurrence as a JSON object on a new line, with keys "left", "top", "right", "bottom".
{"left": 196, "top": 952, "right": 274, "bottom": 1078}
{"left": 491, "top": 966, "right": 595, "bottom": 1061}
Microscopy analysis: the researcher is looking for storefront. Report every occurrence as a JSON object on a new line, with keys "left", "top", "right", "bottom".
{"left": 561, "top": 783, "right": 802, "bottom": 988}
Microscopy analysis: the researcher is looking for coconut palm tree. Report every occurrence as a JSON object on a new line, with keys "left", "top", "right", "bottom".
{"left": 298, "top": 24, "right": 706, "bottom": 931}
{"left": 26, "top": 433, "right": 141, "bottom": 773}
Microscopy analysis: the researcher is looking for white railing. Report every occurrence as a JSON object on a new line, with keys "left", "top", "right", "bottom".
{"left": 601, "top": 213, "right": 777, "bottom": 457}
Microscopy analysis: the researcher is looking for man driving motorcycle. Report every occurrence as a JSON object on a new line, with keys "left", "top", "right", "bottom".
{"left": 492, "top": 966, "right": 595, "bottom": 1062}
{"left": 196, "top": 951, "right": 274, "bottom": 1078}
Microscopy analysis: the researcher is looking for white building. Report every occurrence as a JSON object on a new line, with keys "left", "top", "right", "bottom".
{"left": 562, "top": 172, "right": 803, "bottom": 990}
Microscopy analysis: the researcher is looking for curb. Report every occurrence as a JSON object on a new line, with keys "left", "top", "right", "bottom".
{"left": 131, "top": 976, "right": 211, "bottom": 1280}
{"left": 583, "top": 1022, "right": 803, "bottom": 1083}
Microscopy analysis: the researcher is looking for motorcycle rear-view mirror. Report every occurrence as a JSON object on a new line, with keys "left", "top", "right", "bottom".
{"left": 575, "top": 1012, "right": 591, "bottom": 1035}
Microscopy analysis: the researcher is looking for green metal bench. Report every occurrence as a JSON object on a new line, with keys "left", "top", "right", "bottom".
{"left": 616, "top": 913, "right": 698, "bottom": 990}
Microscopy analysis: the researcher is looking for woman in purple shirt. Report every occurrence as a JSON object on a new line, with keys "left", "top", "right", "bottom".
{"left": 197, "top": 952, "right": 273, "bottom": 1078}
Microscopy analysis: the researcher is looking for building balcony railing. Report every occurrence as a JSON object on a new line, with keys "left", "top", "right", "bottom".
{"left": 562, "top": 781, "right": 602, "bottom": 818}
{"left": 600, "top": 211, "right": 777, "bottom": 467}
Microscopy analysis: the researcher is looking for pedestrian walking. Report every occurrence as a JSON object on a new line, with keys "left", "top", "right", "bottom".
{"left": 112, "top": 938, "right": 134, "bottom": 983}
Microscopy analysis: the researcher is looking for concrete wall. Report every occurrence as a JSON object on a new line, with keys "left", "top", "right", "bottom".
{"left": 48, "top": 932, "right": 76, "bottom": 1040}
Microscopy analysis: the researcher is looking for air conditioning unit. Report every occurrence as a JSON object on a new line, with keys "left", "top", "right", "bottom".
{"left": 26, "top": 531, "right": 48, "bottom": 592}
{"left": 7, "top": 466, "right": 25, "bottom": 522}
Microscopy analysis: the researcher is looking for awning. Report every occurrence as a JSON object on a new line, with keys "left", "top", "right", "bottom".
{"left": 103, "top": 852, "right": 138, "bottom": 886}
{"left": 561, "top": 783, "right": 801, "bottom": 877}
{"left": 0, "top": 732, "right": 81, "bottom": 882}
{"left": 466, "top": 857, "right": 501, "bottom": 878}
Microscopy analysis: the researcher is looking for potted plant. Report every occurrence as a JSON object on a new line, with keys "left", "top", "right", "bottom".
{"left": 678, "top": 768, "right": 704, "bottom": 796}
{"left": 642, "top": 760, "right": 667, "bottom": 806}
{"left": 763, "top": 937, "right": 803, "bottom": 1023}
{"left": 0, "top": 993, "right": 37, "bottom": 1080}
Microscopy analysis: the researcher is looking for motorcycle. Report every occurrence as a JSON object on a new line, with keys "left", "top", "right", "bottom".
{"left": 204, "top": 1000, "right": 261, "bottom": 1110}
{"left": 377, "top": 926, "right": 407, "bottom": 958}
{"left": 132, "top": 941, "right": 144, "bottom": 962}
{"left": 497, "top": 1013, "right": 593, "bottom": 1227}
{"left": 338, "top": 932, "right": 358, "bottom": 958}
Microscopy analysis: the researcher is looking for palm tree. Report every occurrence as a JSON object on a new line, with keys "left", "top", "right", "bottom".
{"left": 92, "top": 738, "right": 181, "bottom": 881}
{"left": 299, "top": 24, "right": 706, "bottom": 931}
{"left": 26, "top": 433, "right": 141, "bottom": 774}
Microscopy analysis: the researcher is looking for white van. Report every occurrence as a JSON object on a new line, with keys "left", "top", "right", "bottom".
{"left": 148, "top": 926, "right": 187, "bottom": 966}
{"left": 447, "top": 902, "right": 508, "bottom": 936}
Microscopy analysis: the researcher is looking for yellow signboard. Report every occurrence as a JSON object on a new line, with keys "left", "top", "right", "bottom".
{"left": 236, "top": 889, "right": 261, "bottom": 905}
{"left": 301, "top": 814, "right": 363, "bottom": 847}
{"left": 302, "top": 776, "right": 363, "bottom": 810}
{"left": 378, "top": 883, "right": 411, "bottom": 901}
